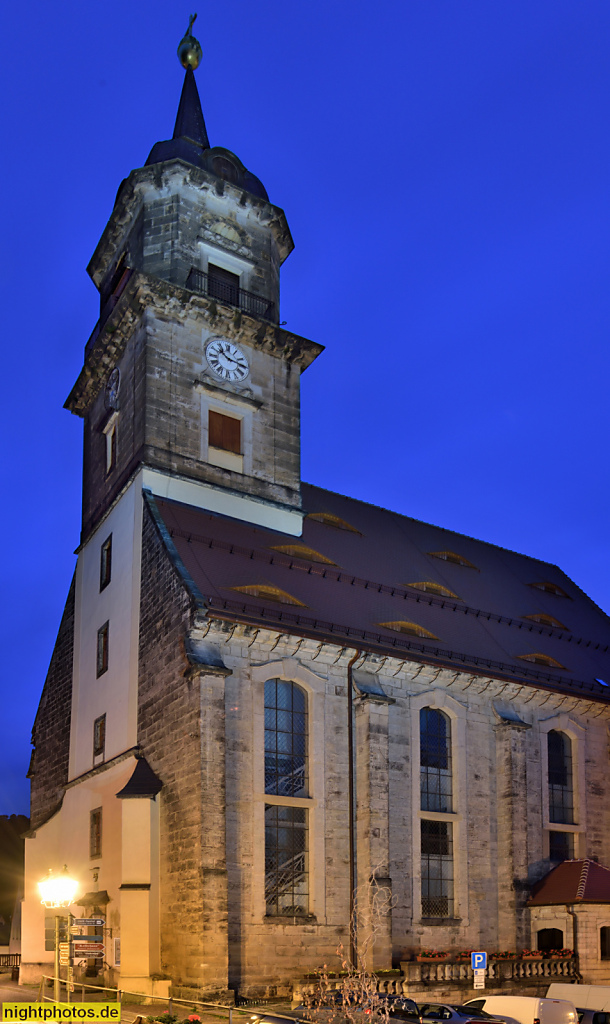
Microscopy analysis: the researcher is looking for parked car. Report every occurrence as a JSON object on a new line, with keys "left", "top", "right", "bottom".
{"left": 386, "top": 999, "right": 423, "bottom": 1023}
{"left": 577, "top": 1011, "right": 610, "bottom": 1024}
{"left": 464, "top": 996, "right": 578, "bottom": 1024}
{"left": 417, "top": 1005, "right": 511, "bottom": 1024}
{"left": 548, "top": 987, "right": 610, "bottom": 1015}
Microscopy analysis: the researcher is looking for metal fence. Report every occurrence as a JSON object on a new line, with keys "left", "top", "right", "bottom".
{"left": 39, "top": 975, "right": 295, "bottom": 1024}
{"left": 186, "top": 268, "right": 277, "bottom": 322}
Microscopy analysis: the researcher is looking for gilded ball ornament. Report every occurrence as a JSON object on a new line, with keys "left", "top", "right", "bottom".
{"left": 178, "top": 14, "right": 202, "bottom": 69}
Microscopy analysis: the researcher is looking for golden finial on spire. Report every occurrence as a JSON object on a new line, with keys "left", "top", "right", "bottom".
{"left": 177, "top": 13, "right": 202, "bottom": 70}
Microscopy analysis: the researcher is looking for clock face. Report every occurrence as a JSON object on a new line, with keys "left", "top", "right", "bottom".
{"left": 205, "top": 339, "right": 249, "bottom": 382}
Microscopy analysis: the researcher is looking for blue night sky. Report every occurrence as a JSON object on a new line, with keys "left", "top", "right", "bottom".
{"left": 1, "top": 1, "right": 610, "bottom": 814}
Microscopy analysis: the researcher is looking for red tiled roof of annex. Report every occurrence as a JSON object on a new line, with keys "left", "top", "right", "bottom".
{"left": 528, "top": 859, "right": 610, "bottom": 906}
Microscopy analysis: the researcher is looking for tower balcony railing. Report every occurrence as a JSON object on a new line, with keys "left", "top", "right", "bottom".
{"left": 186, "top": 267, "right": 277, "bottom": 323}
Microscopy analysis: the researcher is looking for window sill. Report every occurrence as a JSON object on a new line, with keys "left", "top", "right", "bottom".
{"left": 264, "top": 914, "right": 317, "bottom": 925}
{"left": 420, "top": 917, "right": 462, "bottom": 926}
{"left": 208, "top": 446, "right": 243, "bottom": 474}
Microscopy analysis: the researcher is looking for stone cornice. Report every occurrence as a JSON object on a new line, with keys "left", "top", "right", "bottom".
{"left": 64, "top": 271, "right": 323, "bottom": 417}
{"left": 88, "top": 159, "right": 294, "bottom": 286}
{"left": 200, "top": 618, "right": 610, "bottom": 714}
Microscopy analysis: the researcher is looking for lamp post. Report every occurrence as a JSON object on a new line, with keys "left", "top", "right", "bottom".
{"left": 38, "top": 867, "right": 78, "bottom": 1004}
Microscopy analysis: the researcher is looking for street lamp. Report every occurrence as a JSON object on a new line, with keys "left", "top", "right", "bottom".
{"left": 38, "top": 867, "right": 78, "bottom": 1003}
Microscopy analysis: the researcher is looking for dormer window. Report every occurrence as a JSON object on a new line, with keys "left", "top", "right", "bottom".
{"left": 306, "top": 512, "right": 361, "bottom": 534}
{"left": 517, "top": 652, "right": 566, "bottom": 669}
{"left": 529, "top": 581, "right": 570, "bottom": 597}
{"left": 429, "top": 550, "right": 478, "bottom": 569}
{"left": 270, "top": 544, "right": 336, "bottom": 565}
{"left": 230, "top": 584, "right": 306, "bottom": 607}
{"left": 208, "top": 263, "right": 240, "bottom": 306}
{"left": 378, "top": 620, "right": 440, "bottom": 640}
{"left": 523, "top": 613, "right": 568, "bottom": 630}
{"left": 406, "top": 581, "right": 460, "bottom": 599}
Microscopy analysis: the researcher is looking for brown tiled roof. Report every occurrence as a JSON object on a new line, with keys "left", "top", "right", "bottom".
{"left": 528, "top": 859, "right": 610, "bottom": 905}
{"left": 151, "top": 482, "right": 610, "bottom": 701}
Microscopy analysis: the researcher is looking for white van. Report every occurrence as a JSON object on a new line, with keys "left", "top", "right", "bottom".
{"left": 547, "top": 987, "right": 610, "bottom": 1013}
{"left": 464, "top": 996, "right": 578, "bottom": 1024}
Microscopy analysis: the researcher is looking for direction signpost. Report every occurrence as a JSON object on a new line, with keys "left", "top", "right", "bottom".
{"left": 72, "top": 919, "right": 105, "bottom": 928}
{"left": 471, "top": 952, "right": 487, "bottom": 990}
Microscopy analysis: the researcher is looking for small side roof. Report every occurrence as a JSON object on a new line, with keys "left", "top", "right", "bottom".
{"left": 528, "top": 859, "right": 610, "bottom": 905}
{"left": 115, "top": 757, "right": 163, "bottom": 799}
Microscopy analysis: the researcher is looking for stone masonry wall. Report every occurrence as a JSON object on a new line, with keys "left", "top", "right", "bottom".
{"left": 195, "top": 622, "right": 610, "bottom": 998}
{"left": 29, "top": 577, "right": 75, "bottom": 830}
{"left": 142, "top": 306, "right": 302, "bottom": 510}
{"left": 82, "top": 314, "right": 147, "bottom": 539}
{"left": 137, "top": 502, "right": 210, "bottom": 997}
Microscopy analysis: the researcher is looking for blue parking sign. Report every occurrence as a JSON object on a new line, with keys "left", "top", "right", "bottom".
{"left": 471, "top": 951, "right": 487, "bottom": 970}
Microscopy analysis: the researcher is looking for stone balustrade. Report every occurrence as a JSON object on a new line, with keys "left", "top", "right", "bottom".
{"left": 399, "top": 956, "right": 578, "bottom": 988}
{"left": 296, "top": 957, "right": 578, "bottom": 1004}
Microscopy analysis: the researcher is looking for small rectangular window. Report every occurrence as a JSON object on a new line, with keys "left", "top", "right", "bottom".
{"left": 93, "top": 714, "right": 106, "bottom": 759}
{"left": 96, "top": 622, "right": 109, "bottom": 677}
{"left": 100, "top": 536, "right": 112, "bottom": 591}
{"left": 549, "top": 830, "right": 573, "bottom": 862}
{"left": 103, "top": 417, "right": 118, "bottom": 474}
{"left": 209, "top": 410, "right": 241, "bottom": 454}
{"left": 113, "top": 937, "right": 121, "bottom": 967}
{"left": 90, "top": 807, "right": 102, "bottom": 858}
{"left": 601, "top": 927, "right": 610, "bottom": 960}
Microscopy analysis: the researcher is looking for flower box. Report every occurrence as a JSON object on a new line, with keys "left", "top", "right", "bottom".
{"left": 417, "top": 953, "right": 449, "bottom": 962}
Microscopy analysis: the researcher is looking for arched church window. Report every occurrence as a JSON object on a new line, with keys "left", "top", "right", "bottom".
{"left": 264, "top": 680, "right": 308, "bottom": 797}
{"left": 264, "top": 680, "right": 309, "bottom": 917}
{"left": 420, "top": 708, "right": 452, "bottom": 813}
{"left": 548, "top": 730, "right": 574, "bottom": 824}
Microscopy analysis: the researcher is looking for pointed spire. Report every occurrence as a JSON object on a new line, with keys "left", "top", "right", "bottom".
{"left": 173, "top": 65, "right": 210, "bottom": 149}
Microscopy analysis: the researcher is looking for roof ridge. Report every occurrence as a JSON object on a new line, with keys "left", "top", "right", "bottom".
{"left": 576, "top": 859, "right": 591, "bottom": 900}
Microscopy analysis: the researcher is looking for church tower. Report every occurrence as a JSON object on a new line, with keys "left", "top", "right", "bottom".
{"left": 66, "top": 16, "right": 321, "bottom": 541}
